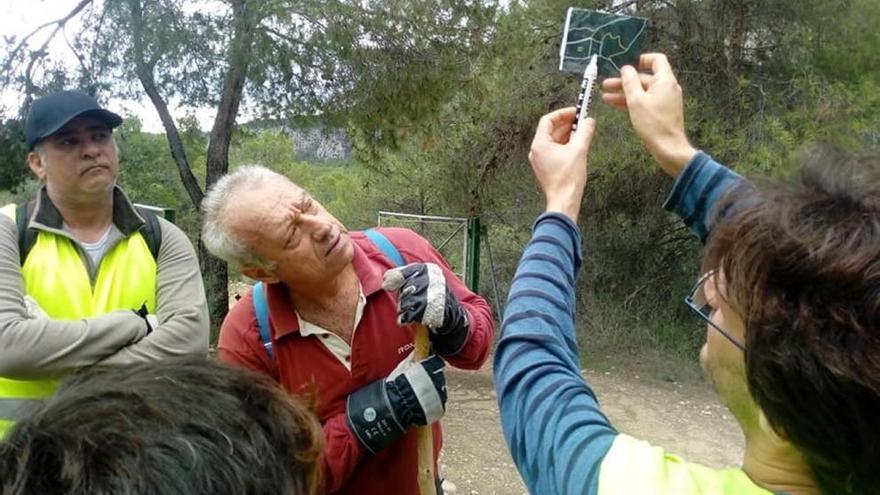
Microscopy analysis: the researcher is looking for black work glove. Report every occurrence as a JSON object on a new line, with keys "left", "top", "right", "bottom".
{"left": 346, "top": 354, "right": 446, "bottom": 454}
{"left": 382, "top": 263, "right": 470, "bottom": 356}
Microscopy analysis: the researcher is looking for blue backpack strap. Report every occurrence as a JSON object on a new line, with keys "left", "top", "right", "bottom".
{"left": 364, "top": 228, "right": 405, "bottom": 267}
{"left": 252, "top": 282, "right": 274, "bottom": 358}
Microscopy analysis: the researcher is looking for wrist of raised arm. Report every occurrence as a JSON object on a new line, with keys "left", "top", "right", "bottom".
{"left": 655, "top": 141, "right": 697, "bottom": 178}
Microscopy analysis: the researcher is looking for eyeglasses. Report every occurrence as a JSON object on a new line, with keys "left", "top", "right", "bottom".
{"left": 684, "top": 270, "right": 746, "bottom": 352}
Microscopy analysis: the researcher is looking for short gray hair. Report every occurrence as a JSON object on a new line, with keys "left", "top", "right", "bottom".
{"left": 201, "top": 165, "right": 285, "bottom": 268}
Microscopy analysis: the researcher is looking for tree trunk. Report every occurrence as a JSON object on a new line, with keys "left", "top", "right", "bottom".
{"left": 727, "top": 0, "right": 747, "bottom": 126}
{"left": 202, "top": 0, "right": 257, "bottom": 341}
{"left": 200, "top": 244, "right": 228, "bottom": 343}
{"left": 128, "top": 0, "right": 203, "bottom": 208}
{"left": 728, "top": 0, "right": 746, "bottom": 73}
{"left": 130, "top": 0, "right": 257, "bottom": 341}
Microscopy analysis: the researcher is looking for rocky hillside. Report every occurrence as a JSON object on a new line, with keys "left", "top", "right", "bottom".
{"left": 287, "top": 126, "right": 350, "bottom": 162}
{"left": 243, "top": 119, "right": 350, "bottom": 163}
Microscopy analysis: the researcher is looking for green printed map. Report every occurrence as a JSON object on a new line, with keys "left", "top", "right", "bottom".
{"left": 559, "top": 8, "right": 647, "bottom": 76}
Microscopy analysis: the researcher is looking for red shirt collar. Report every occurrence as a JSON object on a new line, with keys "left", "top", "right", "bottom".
{"left": 263, "top": 231, "right": 390, "bottom": 340}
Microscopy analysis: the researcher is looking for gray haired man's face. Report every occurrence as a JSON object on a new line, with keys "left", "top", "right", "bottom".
{"left": 233, "top": 180, "right": 354, "bottom": 287}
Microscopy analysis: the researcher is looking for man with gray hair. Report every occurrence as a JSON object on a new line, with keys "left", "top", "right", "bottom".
{"left": 202, "top": 166, "right": 494, "bottom": 494}
{"left": 0, "top": 90, "right": 209, "bottom": 437}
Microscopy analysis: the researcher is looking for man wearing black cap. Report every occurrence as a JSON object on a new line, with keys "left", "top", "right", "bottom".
{"left": 0, "top": 91, "right": 209, "bottom": 437}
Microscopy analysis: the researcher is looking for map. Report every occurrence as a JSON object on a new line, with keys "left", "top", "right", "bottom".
{"left": 559, "top": 8, "right": 648, "bottom": 76}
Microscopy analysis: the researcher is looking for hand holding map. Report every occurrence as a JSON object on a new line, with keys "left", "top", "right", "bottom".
{"left": 561, "top": 8, "right": 647, "bottom": 129}
{"left": 559, "top": 8, "right": 647, "bottom": 76}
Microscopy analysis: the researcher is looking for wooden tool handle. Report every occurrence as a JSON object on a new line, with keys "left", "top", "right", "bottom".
{"left": 414, "top": 324, "right": 437, "bottom": 495}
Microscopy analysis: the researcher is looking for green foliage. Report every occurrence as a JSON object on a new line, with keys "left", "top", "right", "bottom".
{"left": 229, "top": 129, "right": 293, "bottom": 169}
{"left": 0, "top": 117, "right": 28, "bottom": 192}
{"left": 347, "top": 0, "right": 880, "bottom": 361}
{"left": 1, "top": 0, "right": 876, "bottom": 360}
{"left": 2, "top": 0, "right": 506, "bottom": 339}
{"left": 115, "top": 116, "right": 201, "bottom": 239}
{"left": 322, "top": 0, "right": 501, "bottom": 157}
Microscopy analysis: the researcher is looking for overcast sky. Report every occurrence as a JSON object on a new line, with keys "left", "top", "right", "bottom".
{"left": 0, "top": 0, "right": 216, "bottom": 132}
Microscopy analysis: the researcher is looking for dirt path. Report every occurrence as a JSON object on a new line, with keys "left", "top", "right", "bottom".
{"left": 439, "top": 363, "right": 744, "bottom": 494}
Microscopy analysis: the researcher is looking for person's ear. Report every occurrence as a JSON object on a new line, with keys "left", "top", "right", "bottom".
{"left": 27, "top": 151, "right": 47, "bottom": 181}
{"left": 241, "top": 264, "right": 280, "bottom": 284}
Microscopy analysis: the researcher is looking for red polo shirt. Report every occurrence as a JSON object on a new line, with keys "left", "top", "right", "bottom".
{"left": 218, "top": 227, "right": 494, "bottom": 495}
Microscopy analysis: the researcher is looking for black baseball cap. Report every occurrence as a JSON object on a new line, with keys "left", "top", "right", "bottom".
{"left": 25, "top": 90, "right": 123, "bottom": 150}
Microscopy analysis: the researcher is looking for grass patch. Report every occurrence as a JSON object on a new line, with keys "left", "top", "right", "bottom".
{"left": 576, "top": 294, "right": 708, "bottom": 385}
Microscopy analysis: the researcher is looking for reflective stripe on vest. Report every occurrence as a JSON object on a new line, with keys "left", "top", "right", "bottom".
{"left": 0, "top": 204, "right": 157, "bottom": 434}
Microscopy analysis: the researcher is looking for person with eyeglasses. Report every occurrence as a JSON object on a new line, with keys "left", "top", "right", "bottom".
{"left": 494, "top": 52, "right": 879, "bottom": 495}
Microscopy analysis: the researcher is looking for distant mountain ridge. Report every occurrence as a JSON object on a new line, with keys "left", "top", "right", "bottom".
{"left": 244, "top": 120, "right": 351, "bottom": 163}
{"left": 288, "top": 126, "right": 350, "bottom": 162}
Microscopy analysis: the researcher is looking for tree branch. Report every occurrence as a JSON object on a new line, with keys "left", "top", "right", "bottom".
{"left": 283, "top": 7, "right": 329, "bottom": 32}
{"left": 63, "top": 28, "right": 91, "bottom": 81}
{"left": 205, "top": 0, "right": 256, "bottom": 189}
{"left": 609, "top": 0, "right": 640, "bottom": 14}
{"left": 2, "top": 0, "right": 94, "bottom": 78}
{"left": 129, "top": 0, "right": 203, "bottom": 206}
{"left": 261, "top": 25, "right": 309, "bottom": 47}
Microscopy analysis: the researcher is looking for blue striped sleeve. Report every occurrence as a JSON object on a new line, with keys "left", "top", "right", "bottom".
{"left": 662, "top": 152, "right": 744, "bottom": 243}
{"left": 494, "top": 212, "right": 617, "bottom": 495}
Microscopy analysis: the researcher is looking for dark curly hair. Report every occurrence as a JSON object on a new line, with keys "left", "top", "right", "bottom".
{"left": 0, "top": 356, "right": 323, "bottom": 495}
{"left": 705, "top": 145, "right": 880, "bottom": 494}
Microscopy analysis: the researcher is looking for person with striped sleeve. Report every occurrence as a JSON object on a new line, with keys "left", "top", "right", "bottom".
{"left": 494, "top": 53, "right": 880, "bottom": 495}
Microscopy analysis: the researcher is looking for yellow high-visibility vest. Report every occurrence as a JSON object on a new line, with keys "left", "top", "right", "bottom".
{"left": 598, "top": 434, "right": 772, "bottom": 495}
{"left": 0, "top": 204, "right": 157, "bottom": 437}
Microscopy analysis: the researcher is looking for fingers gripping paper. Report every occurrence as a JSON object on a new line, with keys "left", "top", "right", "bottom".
{"left": 559, "top": 8, "right": 648, "bottom": 76}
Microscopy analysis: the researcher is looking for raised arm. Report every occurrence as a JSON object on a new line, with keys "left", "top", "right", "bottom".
{"left": 602, "top": 53, "right": 747, "bottom": 242}
{"left": 495, "top": 211, "right": 618, "bottom": 495}
{"left": 494, "top": 108, "right": 619, "bottom": 494}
